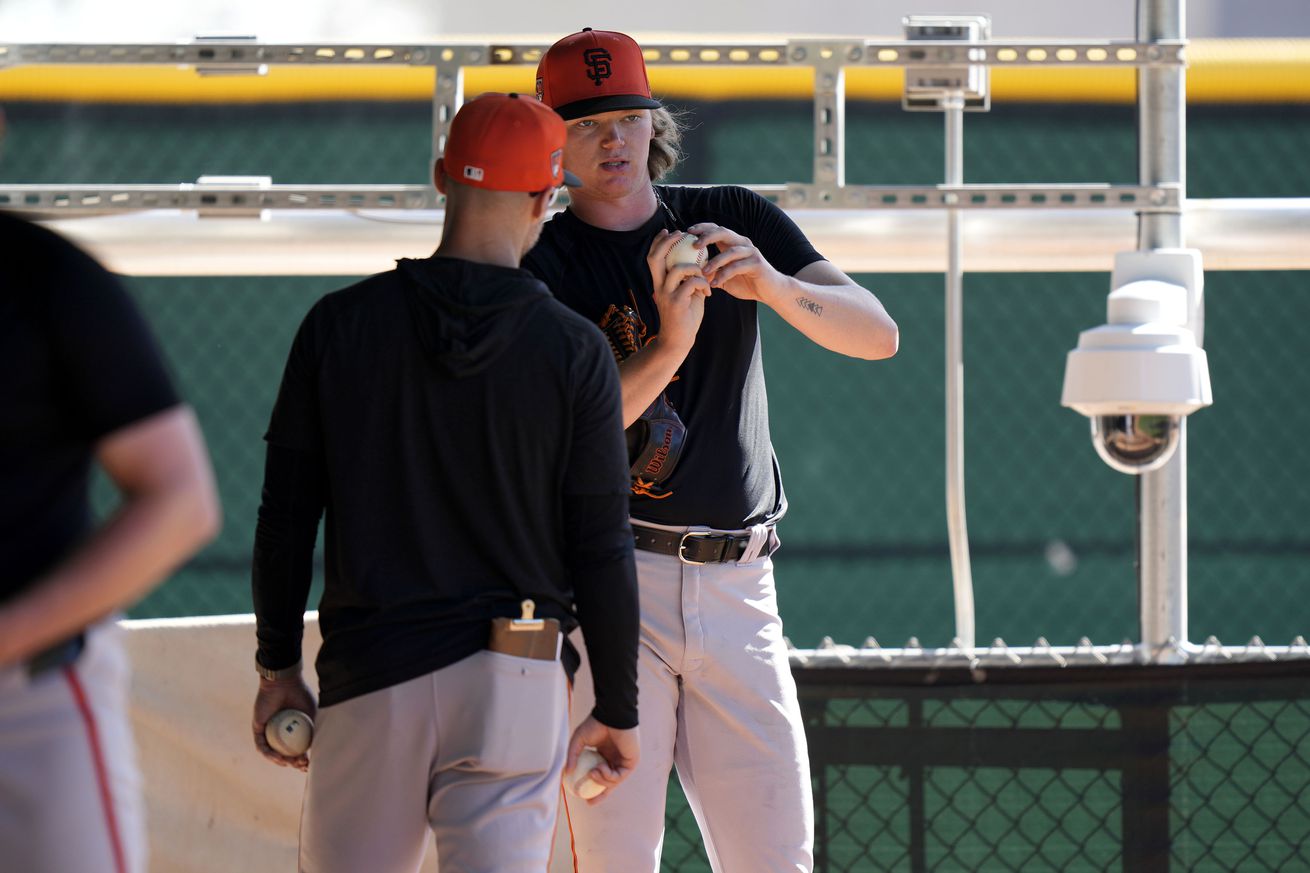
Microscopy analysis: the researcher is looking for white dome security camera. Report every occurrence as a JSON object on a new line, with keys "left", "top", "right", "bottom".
{"left": 1088, "top": 413, "right": 1181, "bottom": 474}
{"left": 1061, "top": 249, "right": 1212, "bottom": 474}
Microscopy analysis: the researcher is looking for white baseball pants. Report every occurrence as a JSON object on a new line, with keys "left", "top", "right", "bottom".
{"left": 0, "top": 621, "right": 146, "bottom": 873}
{"left": 299, "top": 649, "right": 568, "bottom": 873}
{"left": 563, "top": 522, "right": 814, "bottom": 873}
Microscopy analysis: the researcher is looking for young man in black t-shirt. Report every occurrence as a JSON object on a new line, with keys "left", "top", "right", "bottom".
{"left": 526, "top": 29, "right": 899, "bottom": 873}
{"left": 0, "top": 212, "right": 221, "bottom": 873}
{"left": 250, "top": 93, "right": 641, "bottom": 873}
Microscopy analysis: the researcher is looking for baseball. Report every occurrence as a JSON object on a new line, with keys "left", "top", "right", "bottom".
{"left": 265, "top": 708, "right": 314, "bottom": 757}
{"left": 569, "top": 747, "right": 607, "bottom": 800}
{"left": 665, "top": 232, "right": 707, "bottom": 271}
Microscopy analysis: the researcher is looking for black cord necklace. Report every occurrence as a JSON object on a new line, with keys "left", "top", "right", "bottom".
{"left": 653, "top": 186, "right": 682, "bottom": 230}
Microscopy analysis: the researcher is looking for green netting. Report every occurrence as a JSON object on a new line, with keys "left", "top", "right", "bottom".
{"left": 4, "top": 99, "right": 1306, "bottom": 648}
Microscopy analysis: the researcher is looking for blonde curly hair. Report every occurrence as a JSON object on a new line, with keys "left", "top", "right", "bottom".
{"left": 648, "top": 106, "right": 688, "bottom": 182}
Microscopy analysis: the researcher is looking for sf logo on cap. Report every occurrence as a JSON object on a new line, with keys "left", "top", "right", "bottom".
{"left": 583, "top": 48, "right": 612, "bottom": 86}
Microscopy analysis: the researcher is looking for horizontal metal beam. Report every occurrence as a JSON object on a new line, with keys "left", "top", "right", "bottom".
{"left": 786, "top": 183, "right": 1180, "bottom": 211}
{"left": 789, "top": 635, "right": 1310, "bottom": 669}
{"left": 0, "top": 42, "right": 477, "bottom": 68}
{"left": 0, "top": 39, "right": 1185, "bottom": 70}
{"left": 0, "top": 183, "right": 1182, "bottom": 216}
{"left": 1, "top": 184, "right": 440, "bottom": 214}
{"left": 24, "top": 198, "right": 1308, "bottom": 276}
{"left": 790, "top": 39, "right": 1185, "bottom": 68}
{"left": 807, "top": 724, "right": 1140, "bottom": 769}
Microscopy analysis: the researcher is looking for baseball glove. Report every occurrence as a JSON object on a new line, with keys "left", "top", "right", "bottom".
{"left": 598, "top": 303, "right": 686, "bottom": 499}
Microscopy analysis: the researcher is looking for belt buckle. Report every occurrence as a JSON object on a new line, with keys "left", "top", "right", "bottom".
{"left": 678, "top": 531, "right": 716, "bottom": 565}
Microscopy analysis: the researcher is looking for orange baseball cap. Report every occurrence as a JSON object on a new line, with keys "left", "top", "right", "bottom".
{"left": 536, "top": 28, "right": 662, "bottom": 121}
{"left": 441, "top": 92, "right": 582, "bottom": 192}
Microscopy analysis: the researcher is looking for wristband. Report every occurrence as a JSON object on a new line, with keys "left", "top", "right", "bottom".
{"left": 255, "top": 655, "right": 302, "bottom": 681}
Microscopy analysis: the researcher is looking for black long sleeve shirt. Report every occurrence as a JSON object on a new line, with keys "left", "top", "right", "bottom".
{"left": 252, "top": 256, "right": 639, "bottom": 727}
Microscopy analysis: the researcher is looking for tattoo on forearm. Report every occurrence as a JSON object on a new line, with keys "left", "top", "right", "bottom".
{"left": 796, "top": 297, "right": 824, "bottom": 317}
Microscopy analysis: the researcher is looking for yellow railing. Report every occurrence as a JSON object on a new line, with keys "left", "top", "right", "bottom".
{"left": 1, "top": 38, "right": 1306, "bottom": 104}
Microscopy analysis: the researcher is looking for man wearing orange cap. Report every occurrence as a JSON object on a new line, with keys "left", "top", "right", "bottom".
{"left": 527, "top": 29, "right": 899, "bottom": 873}
{"left": 250, "top": 92, "right": 640, "bottom": 873}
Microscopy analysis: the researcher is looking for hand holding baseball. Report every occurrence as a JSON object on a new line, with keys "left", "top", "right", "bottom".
{"left": 664, "top": 231, "right": 708, "bottom": 271}
{"left": 566, "top": 715, "right": 641, "bottom": 805}
{"left": 253, "top": 675, "right": 317, "bottom": 771}
{"left": 265, "top": 709, "right": 314, "bottom": 757}
{"left": 568, "top": 747, "right": 608, "bottom": 800}
{"left": 646, "top": 230, "right": 710, "bottom": 356}
{"left": 687, "top": 221, "right": 784, "bottom": 303}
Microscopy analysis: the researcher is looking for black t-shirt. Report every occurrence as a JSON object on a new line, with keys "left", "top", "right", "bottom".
{"left": 253, "top": 256, "right": 639, "bottom": 722}
{"left": 523, "top": 185, "right": 824, "bottom": 530}
{"left": 1, "top": 213, "right": 180, "bottom": 602}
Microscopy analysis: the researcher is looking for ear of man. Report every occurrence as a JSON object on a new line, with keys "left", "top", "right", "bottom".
{"left": 529, "top": 187, "right": 555, "bottom": 221}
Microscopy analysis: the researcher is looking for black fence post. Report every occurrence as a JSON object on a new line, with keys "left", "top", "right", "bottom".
{"left": 1120, "top": 700, "right": 1173, "bottom": 873}
{"left": 907, "top": 696, "right": 926, "bottom": 873}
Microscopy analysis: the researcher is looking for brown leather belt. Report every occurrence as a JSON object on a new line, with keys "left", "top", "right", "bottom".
{"left": 632, "top": 525, "right": 777, "bottom": 565}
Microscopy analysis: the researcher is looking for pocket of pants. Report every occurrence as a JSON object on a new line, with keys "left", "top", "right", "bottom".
{"left": 452, "top": 651, "right": 566, "bottom": 775}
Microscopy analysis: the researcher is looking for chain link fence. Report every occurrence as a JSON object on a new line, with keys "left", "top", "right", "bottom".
{"left": 1172, "top": 695, "right": 1310, "bottom": 871}
{"left": 794, "top": 662, "right": 1310, "bottom": 873}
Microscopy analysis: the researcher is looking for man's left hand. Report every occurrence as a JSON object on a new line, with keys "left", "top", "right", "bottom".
{"left": 688, "top": 222, "right": 787, "bottom": 303}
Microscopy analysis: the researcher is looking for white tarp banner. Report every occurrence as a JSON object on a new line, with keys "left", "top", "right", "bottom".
{"left": 121, "top": 615, "right": 483, "bottom": 872}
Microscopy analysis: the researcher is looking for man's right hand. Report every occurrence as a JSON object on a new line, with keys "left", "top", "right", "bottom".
{"left": 647, "top": 229, "right": 711, "bottom": 356}
{"left": 610, "top": 231, "right": 712, "bottom": 426}
{"left": 252, "top": 674, "right": 317, "bottom": 772}
{"left": 565, "top": 714, "right": 641, "bottom": 805}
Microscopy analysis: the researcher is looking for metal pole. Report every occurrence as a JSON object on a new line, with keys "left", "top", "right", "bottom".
{"left": 812, "top": 56, "right": 846, "bottom": 195}
{"left": 431, "top": 64, "right": 463, "bottom": 184}
{"left": 1137, "top": 0, "right": 1188, "bottom": 660}
{"left": 944, "top": 93, "right": 975, "bottom": 651}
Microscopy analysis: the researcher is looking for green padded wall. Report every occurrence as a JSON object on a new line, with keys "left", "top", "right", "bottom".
{"left": 3, "top": 99, "right": 1307, "bottom": 650}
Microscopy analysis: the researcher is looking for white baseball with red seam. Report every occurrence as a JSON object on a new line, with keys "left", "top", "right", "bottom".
{"left": 265, "top": 708, "right": 314, "bottom": 757}
{"left": 570, "top": 747, "right": 607, "bottom": 799}
{"left": 665, "top": 232, "right": 707, "bottom": 271}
